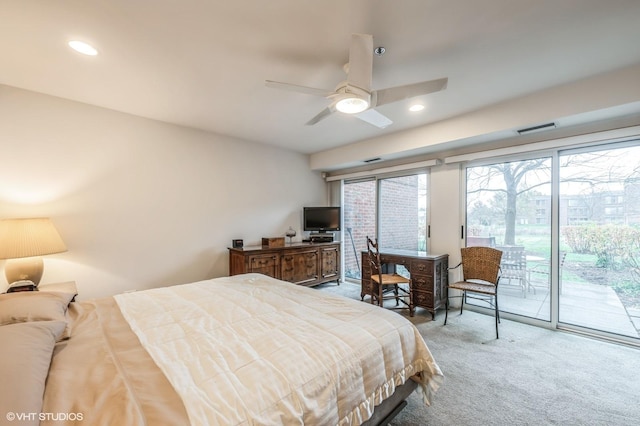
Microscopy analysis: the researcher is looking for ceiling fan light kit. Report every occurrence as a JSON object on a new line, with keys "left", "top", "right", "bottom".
{"left": 336, "top": 97, "right": 369, "bottom": 114}
{"left": 265, "top": 33, "right": 448, "bottom": 128}
{"left": 68, "top": 40, "right": 98, "bottom": 56}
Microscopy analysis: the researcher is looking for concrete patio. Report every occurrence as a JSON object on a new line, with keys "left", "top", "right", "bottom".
{"left": 498, "top": 278, "right": 639, "bottom": 338}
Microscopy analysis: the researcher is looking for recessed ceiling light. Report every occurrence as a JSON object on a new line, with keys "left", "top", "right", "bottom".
{"left": 409, "top": 104, "right": 425, "bottom": 112}
{"left": 68, "top": 40, "right": 98, "bottom": 56}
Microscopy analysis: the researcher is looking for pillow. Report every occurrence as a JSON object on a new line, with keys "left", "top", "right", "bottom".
{"left": 39, "top": 281, "right": 78, "bottom": 296}
{"left": 0, "top": 291, "right": 76, "bottom": 326}
{"left": 0, "top": 321, "right": 66, "bottom": 426}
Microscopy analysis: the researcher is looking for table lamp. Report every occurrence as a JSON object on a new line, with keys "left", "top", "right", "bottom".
{"left": 0, "top": 218, "right": 67, "bottom": 288}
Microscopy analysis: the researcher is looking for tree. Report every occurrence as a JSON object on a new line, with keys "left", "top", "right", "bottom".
{"left": 467, "top": 148, "right": 636, "bottom": 248}
{"left": 467, "top": 159, "right": 550, "bottom": 245}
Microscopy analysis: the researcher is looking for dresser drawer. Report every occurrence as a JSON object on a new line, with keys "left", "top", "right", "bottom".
{"left": 248, "top": 254, "right": 279, "bottom": 278}
{"left": 280, "top": 250, "right": 318, "bottom": 285}
{"left": 249, "top": 254, "right": 278, "bottom": 268}
{"left": 229, "top": 242, "right": 340, "bottom": 286}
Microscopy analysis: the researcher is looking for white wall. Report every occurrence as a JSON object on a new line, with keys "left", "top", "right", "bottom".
{"left": 429, "top": 163, "right": 464, "bottom": 306}
{"left": 0, "top": 85, "right": 325, "bottom": 299}
{"left": 429, "top": 163, "right": 462, "bottom": 265}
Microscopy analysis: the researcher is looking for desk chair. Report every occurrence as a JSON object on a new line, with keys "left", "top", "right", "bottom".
{"left": 444, "top": 246, "right": 502, "bottom": 338}
{"left": 366, "top": 237, "right": 414, "bottom": 317}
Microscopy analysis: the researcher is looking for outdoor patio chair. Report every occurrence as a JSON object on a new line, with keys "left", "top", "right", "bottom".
{"left": 445, "top": 246, "right": 503, "bottom": 339}
{"left": 528, "top": 251, "right": 567, "bottom": 294}
{"left": 497, "top": 245, "right": 529, "bottom": 297}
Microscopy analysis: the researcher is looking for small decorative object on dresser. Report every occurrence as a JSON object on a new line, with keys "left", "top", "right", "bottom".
{"left": 261, "top": 237, "right": 285, "bottom": 248}
{"left": 232, "top": 239, "right": 243, "bottom": 248}
{"left": 285, "top": 227, "right": 296, "bottom": 244}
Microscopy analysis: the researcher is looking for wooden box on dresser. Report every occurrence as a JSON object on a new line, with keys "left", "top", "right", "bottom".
{"left": 229, "top": 241, "right": 340, "bottom": 286}
{"left": 361, "top": 250, "right": 448, "bottom": 319}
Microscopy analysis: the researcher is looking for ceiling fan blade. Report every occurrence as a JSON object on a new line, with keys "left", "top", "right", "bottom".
{"left": 373, "top": 77, "right": 448, "bottom": 107}
{"left": 265, "top": 80, "right": 334, "bottom": 97}
{"left": 355, "top": 108, "right": 393, "bottom": 129}
{"left": 346, "top": 34, "right": 373, "bottom": 91}
{"left": 306, "top": 103, "right": 337, "bottom": 126}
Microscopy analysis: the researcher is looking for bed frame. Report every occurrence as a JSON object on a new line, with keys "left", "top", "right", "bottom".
{"left": 363, "top": 379, "right": 418, "bottom": 426}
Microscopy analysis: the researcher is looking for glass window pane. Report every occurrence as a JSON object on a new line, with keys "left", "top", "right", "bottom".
{"left": 343, "top": 180, "right": 376, "bottom": 280}
{"left": 466, "top": 158, "right": 552, "bottom": 320}
{"left": 559, "top": 144, "right": 640, "bottom": 338}
{"left": 378, "top": 174, "right": 427, "bottom": 251}
{"left": 343, "top": 173, "right": 427, "bottom": 281}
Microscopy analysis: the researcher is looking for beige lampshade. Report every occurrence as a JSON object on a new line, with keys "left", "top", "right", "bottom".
{"left": 0, "top": 218, "right": 67, "bottom": 259}
{"left": 0, "top": 218, "right": 67, "bottom": 286}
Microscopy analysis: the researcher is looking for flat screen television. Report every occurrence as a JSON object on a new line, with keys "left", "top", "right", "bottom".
{"left": 303, "top": 207, "right": 340, "bottom": 232}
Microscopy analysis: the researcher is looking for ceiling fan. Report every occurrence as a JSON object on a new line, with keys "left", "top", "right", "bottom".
{"left": 265, "top": 33, "right": 448, "bottom": 129}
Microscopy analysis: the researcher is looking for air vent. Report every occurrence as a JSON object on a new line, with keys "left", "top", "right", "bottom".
{"left": 364, "top": 157, "right": 382, "bottom": 163}
{"left": 517, "top": 122, "right": 556, "bottom": 135}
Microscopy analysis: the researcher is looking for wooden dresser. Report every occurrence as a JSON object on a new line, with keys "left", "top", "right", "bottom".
{"left": 229, "top": 242, "right": 340, "bottom": 286}
{"left": 361, "top": 249, "right": 448, "bottom": 318}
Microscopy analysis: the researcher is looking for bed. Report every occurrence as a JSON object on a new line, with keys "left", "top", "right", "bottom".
{"left": 0, "top": 273, "right": 443, "bottom": 425}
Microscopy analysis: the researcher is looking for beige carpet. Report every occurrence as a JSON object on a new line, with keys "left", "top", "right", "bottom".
{"left": 317, "top": 282, "right": 640, "bottom": 426}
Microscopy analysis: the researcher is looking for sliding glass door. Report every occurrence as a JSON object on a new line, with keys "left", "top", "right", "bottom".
{"left": 343, "top": 180, "right": 376, "bottom": 280}
{"left": 343, "top": 173, "right": 427, "bottom": 281}
{"left": 466, "top": 158, "right": 552, "bottom": 321}
{"left": 378, "top": 174, "right": 427, "bottom": 251}
{"left": 464, "top": 140, "right": 640, "bottom": 343}
{"left": 558, "top": 143, "right": 640, "bottom": 338}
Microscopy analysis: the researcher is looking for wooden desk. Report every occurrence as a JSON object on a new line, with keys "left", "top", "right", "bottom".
{"left": 361, "top": 249, "right": 448, "bottom": 319}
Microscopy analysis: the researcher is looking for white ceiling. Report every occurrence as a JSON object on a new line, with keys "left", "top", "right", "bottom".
{"left": 2, "top": 0, "right": 640, "bottom": 156}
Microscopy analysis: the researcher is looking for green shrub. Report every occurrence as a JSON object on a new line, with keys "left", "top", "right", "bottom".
{"left": 561, "top": 225, "right": 640, "bottom": 272}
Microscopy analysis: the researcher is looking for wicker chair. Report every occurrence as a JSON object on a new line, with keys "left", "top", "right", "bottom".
{"left": 444, "top": 246, "right": 503, "bottom": 338}
{"left": 366, "top": 236, "right": 414, "bottom": 317}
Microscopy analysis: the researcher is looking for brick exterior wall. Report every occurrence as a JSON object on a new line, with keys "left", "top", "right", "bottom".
{"left": 379, "top": 176, "right": 420, "bottom": 250}
{"left": 343, "top": 181, "right": 376, "bottom": 279}
{"left": 343, "top": 175, "right": 423, "bottom": 279}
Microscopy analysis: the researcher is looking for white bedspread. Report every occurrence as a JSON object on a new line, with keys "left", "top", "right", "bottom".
{"left": 115, "top": 273, "right": 443, "bottom": 425}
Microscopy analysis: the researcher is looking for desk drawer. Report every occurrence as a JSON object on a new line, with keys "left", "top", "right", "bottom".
{"left": 381, "top": 254, "right": 408, "bottom": 268}
{"left": 410, "top": 260, "right": 433, "bottom": 276}
{"left": 413, "top": 289, "right": 434, "bottom": 309}
{"left": 411, "top": 273, "right": 433, "bottom": 292}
